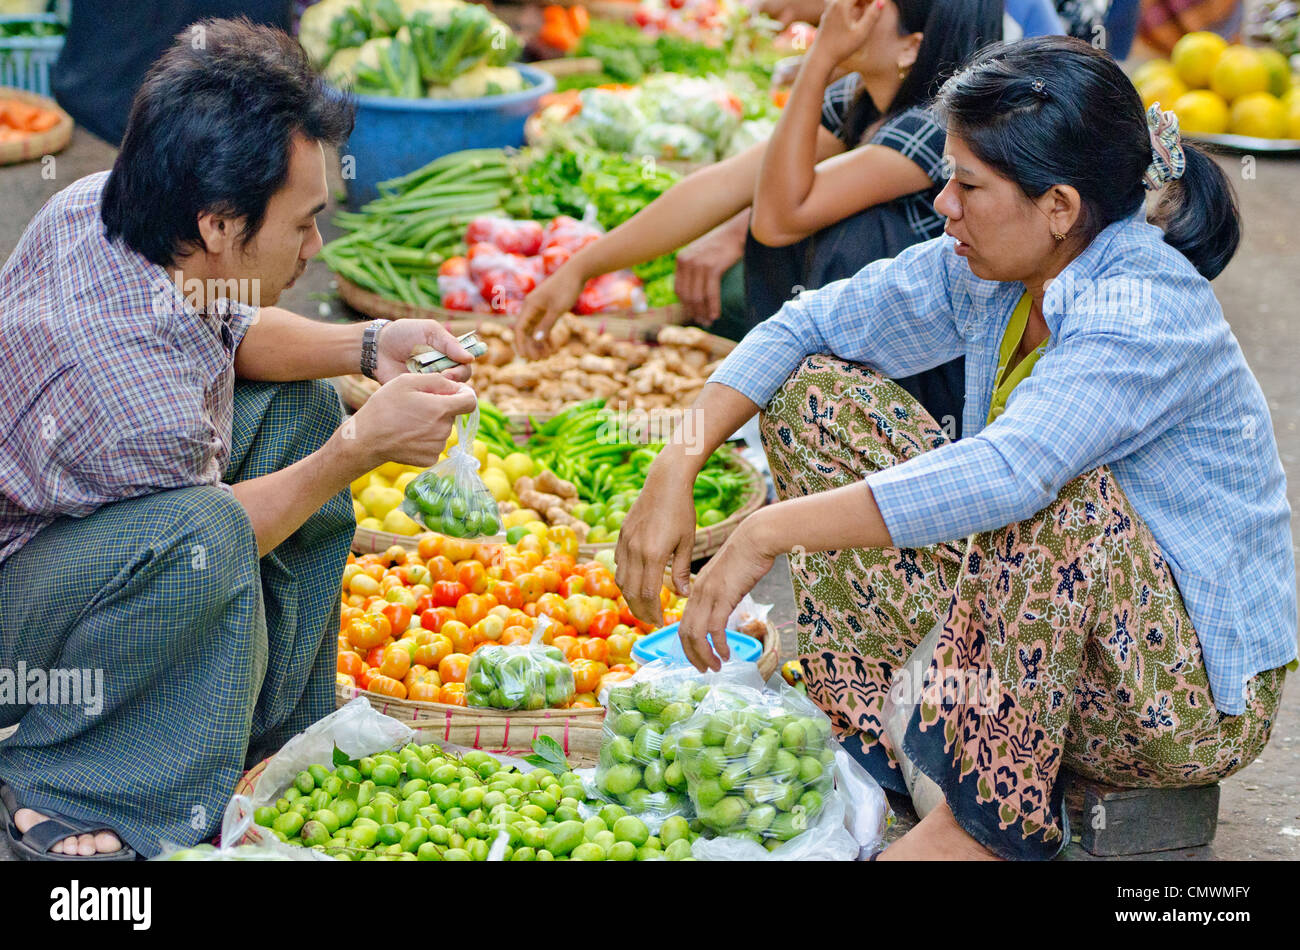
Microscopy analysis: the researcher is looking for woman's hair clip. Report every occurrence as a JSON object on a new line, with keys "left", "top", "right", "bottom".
{"left": 1029, "top": 77, "right": 1048, "bottom": 99}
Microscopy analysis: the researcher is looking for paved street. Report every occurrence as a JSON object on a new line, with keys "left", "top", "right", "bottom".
{"left": 1, "top": 126, "right": 1296, "bottom": 860}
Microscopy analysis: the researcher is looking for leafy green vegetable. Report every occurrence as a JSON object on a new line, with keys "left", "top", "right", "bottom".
{"left": 523, "top": 736, "right": 569, "bottom": 776}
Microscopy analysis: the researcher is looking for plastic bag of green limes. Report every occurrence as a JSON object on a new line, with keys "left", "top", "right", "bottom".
{"left": 675, "top": 680, "right": 835, "bottom": 851}
{"left": 402, "top": 407, "right": 502, "bottom": 539}
{"left": 466, "top": 643, "right": 576, "bottom": 710}
{"left": 591, "top": 660, "right": 766, "bottom": 828}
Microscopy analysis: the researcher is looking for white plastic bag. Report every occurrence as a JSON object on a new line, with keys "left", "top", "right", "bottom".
{"left": 250, "top": 697, "right": 415, "bottom": 811}
{"left": 880, "top": 619, "right": 946, "bottom": 819}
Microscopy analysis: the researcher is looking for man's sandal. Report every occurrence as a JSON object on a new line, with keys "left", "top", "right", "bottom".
{"left": 0, "top": 780, "right": 136, "bottom": 861}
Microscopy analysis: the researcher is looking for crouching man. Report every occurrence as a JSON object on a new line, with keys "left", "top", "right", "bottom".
{"left": 0, "top": 18, "right": 475, "bottom": 860}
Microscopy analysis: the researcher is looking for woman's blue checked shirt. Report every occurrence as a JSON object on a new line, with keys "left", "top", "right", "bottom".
{"left": 711, "top": 210, "right": 1296, "bottom": 715}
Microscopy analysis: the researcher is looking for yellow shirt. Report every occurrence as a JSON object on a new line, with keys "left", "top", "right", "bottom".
{"left": 987, "top": 292, "right": 1049, "bottom": 425}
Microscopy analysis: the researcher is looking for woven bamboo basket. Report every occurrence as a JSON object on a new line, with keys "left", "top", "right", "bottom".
{"left": 329, "top": 618, "right": 780, "bottom": 763}
{"left": 335, "top": 273, "right": 682, "bottom": 327}
{"left": 0, "top": 86, "right": 72, "bottom": 166}
{"left": 349, "top": 446, "right": 765, "bottom": 559}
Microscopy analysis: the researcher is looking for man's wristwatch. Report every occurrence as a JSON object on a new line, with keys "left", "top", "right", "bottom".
{"left": 361, "top": 319, "right": 391, "bottom": 380}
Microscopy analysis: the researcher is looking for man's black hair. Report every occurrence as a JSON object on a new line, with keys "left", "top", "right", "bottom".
{"left": 102, "top": 17, "right": 355, "bottom": 267}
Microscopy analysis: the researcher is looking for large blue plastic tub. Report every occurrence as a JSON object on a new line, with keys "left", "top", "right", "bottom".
{"left": 339, "top": 63, "right": 554, "bottom": 208}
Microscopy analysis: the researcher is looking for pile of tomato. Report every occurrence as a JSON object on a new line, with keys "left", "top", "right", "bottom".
{"left": 337, "top": 527, "right": 687, "bottom": 709}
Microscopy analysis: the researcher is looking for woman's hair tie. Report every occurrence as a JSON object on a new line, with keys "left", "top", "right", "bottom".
{"left": 1029, "top": 77, "right": 1048, "bottom": 99}
{"left": 1143, "top": 102, "right": 1186, "bottom": 191}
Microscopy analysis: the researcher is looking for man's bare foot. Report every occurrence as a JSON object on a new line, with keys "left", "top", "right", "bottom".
{"left": 876, "top": 802, "right": 1003, "bottom": 861}
{"left": 13, "top": 808, "right": 123, "bottom": 856}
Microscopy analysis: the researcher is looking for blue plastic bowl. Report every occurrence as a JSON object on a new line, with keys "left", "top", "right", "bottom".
{"left": 632, "top": 622, "right": 763, "bottom": 668}
{"left": 339, "top": 63, "right": 556, "bottom": 208}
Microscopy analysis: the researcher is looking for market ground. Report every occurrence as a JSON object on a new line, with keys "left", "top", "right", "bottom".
{"left": 1, "top": 130, "right": 1297, "bottom": 861}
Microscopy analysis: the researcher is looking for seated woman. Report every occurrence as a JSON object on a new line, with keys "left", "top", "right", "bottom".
{"left": 517, "top": 0, "right": 1005, "bottom": 437}
{"left": 612, "top": 35, "right": 1296, "bottom": 860}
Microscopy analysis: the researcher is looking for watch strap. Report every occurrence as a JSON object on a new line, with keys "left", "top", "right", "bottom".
{"left": 361, "top": 319, "right": 390, "bottom": 380}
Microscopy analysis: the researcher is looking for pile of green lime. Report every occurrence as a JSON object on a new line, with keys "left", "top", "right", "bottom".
{"left": 403, "top": 471, "right": 501, "bottom": 538}
{"left": 676, "top": 687, "right": 836, "bottom": 850}
{"left": 467, "top": 644, "right": 575, "bottom": 710}
{"left": 594, "top": 675, "right": 712, "bottom": 815}
{"left": 252, "top": 745, "right": 697, "bottom": 861}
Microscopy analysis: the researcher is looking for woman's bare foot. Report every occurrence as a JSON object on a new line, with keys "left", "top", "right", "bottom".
{"left": 14, "top": 808, "right": 123, "bottom": 856}
{"left": 876, "top": 802, "right": 1003, "bottom": 861}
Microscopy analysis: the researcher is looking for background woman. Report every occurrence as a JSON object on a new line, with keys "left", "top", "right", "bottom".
{"left": 518, "top": 0, "right": 1003, "bottom": 435}
{"left": 613, "top": 34, "right": 1295, "bottom": 860}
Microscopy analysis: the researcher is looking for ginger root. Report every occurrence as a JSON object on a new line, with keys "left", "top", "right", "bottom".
{"left": 534, "top": 469, "right": 577, "bottom": 499}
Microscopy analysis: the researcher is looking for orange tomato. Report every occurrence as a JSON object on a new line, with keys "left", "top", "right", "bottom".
{"left": 440, "top": 536, "right": 478, "bottom": 563}
{"left": 544, "top": 552, "right": 577, "bottom": 573}
{"left": 598, "top": 671, "right": 634, "bottom": 694}
{"left": 457, "top": 560, "right": 488, "bottom": 594}
{"left": 366, "top": 674, "right": 407, "bottom": 699}
{"left": 660, "top": 587, "right": 674, "bottom": 610}
{"left": 523, "top": 601, "right": 541, "bottom": 618}
{"left": 365, "top": 645, "right": 386, "bottom": 670}
{"left": 380, "top": 603, "right": 413, "bottom": 637}
{"left": 402, "top": 664, "right": 430, "bottom": 691}
{"left": 399, "top": 563, "right": 432, "bottom": 587}
{"left": 365, "top": 612, "right": 393, "bottom": 641}
{"left": 585, "top": 568, "right": 620, "bottom": 601}
{"left": 408, "top": 680, "right": 441, "bottom": 703}
{"left": 337, "top": 651, "right": 365, "bottom": 680}
{"left": 608, "top": 663, "right": 635, "bottom": 674}
{"left": 337, "top": 672, "right": 356, "bottom": 690}
{"left": 570, "top": 659, "right": 606, "bottom": 693}
{"left": 456, "top": 593, "right": 498, "bottom": 627}
{"left": 417, "top": 534, "right": 443, "bottom": 560}
{"left": 414, "top": 634, "right": 453, "bottom": 669}
{"left": 587, "top": 609, "right": 619, "bottom": 640}
{"left": 442, "top": 620, "right": 475, "bottom": 655}
{"left": 471, "top": 614, "right": 506, "bottom": 644}
{"left": 606, "top": 631, "right": 636, "bottom": 664}
{"left": 438, "top": 653, "right": 471, "bottom": 684}
{"left": 534, "top": 566, "right": 562, "bottom": 593}
{"left": 500, "top": 557, "right": 528, "bottom": 582}
{"left": 546, "top": 525, "right": 580, "bottom": 558}
{"left": 569, "top": 692, "right": 599, "bottom": 709}
{"left": 347, "top": 617, "right": 388, "bottom": 650}
{"left": 384, "top": 544, "right": 409, "bottom": 566}
{"left": 438, "top": 682, "right": 467, "bottom": 706}
{"left": 516, "top": 572, "right": 544, "bottom": 602}
{"left": 340, "top": 606, "right": 364, "bottom": 627}
{"left": 362, "top": 562, "right": 385, "bottom": 582}
{"left": 345, "top": 593, "right": 366, "bottom": 609}
{"left": 349, "top": 573, "right": 380, "bottom": 597}
{"left": 379, "top": 643, "right": 411, "bottom": 680}
{"left": 500, "top": 625, "right": 533, "bottom": 646}
{"left": 474, "top": 542, "right": 504, "bottom": 566}
{"left": 492, "top": 581, "right": 523, "bottom": 610}
{"left": 552, "top": 635, "right": 580, "bottom": 661}
{"left": 579, "top": 637, "right": 609, "bottom": 664}
{"left": 535, "top": 593, "right": 568, "bottom": 623}
{"left": 515, "top": 534, "right": 544, "bottom": 558}
{"left": 426, "top": 555, "right": 457, "bottom": 584}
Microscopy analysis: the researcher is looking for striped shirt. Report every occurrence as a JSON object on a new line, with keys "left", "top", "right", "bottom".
{"left": 711, "top": 209, "right": 1297, "bottom": 715}
{"left": 0, "top": 172, "right": 259, "bottom": 565}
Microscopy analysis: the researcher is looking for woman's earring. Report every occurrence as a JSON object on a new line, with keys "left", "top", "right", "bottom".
{"left": 1052, "top": 231, "right": 1066, "bottom": 242}
{"left": 898, "top": 64, "right": 908, "bottom": 80}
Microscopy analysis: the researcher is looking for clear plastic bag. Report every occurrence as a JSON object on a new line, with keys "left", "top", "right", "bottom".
{"left": 155, "top": 698, "right": 414, "bottom": 861}
{"left": 588, "top": 660, "right": 764, "bottom": 827}
{"left": 465, "top": 622, "right": 576, "bottom": 710}
{"left": 153, "top": 795, "right": 331, "bottom": 861}
{"left": 401, "top": 407, "right": 502, "bottom": 538}
{"left": 675, "top": 677, "right": 836, "bottom": 847}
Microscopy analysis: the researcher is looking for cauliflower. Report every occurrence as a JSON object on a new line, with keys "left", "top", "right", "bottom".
{"left": 298, "top": 0, "right": 356, "bottom": 66}
{"left": 429, "top": 65, "right": 525, "bottom": 99}
{"left": 321, "top": 46, "right": 362, "bottom": 87}
{"left": 397, "top": 0, "right": 464, "bottom": 25}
